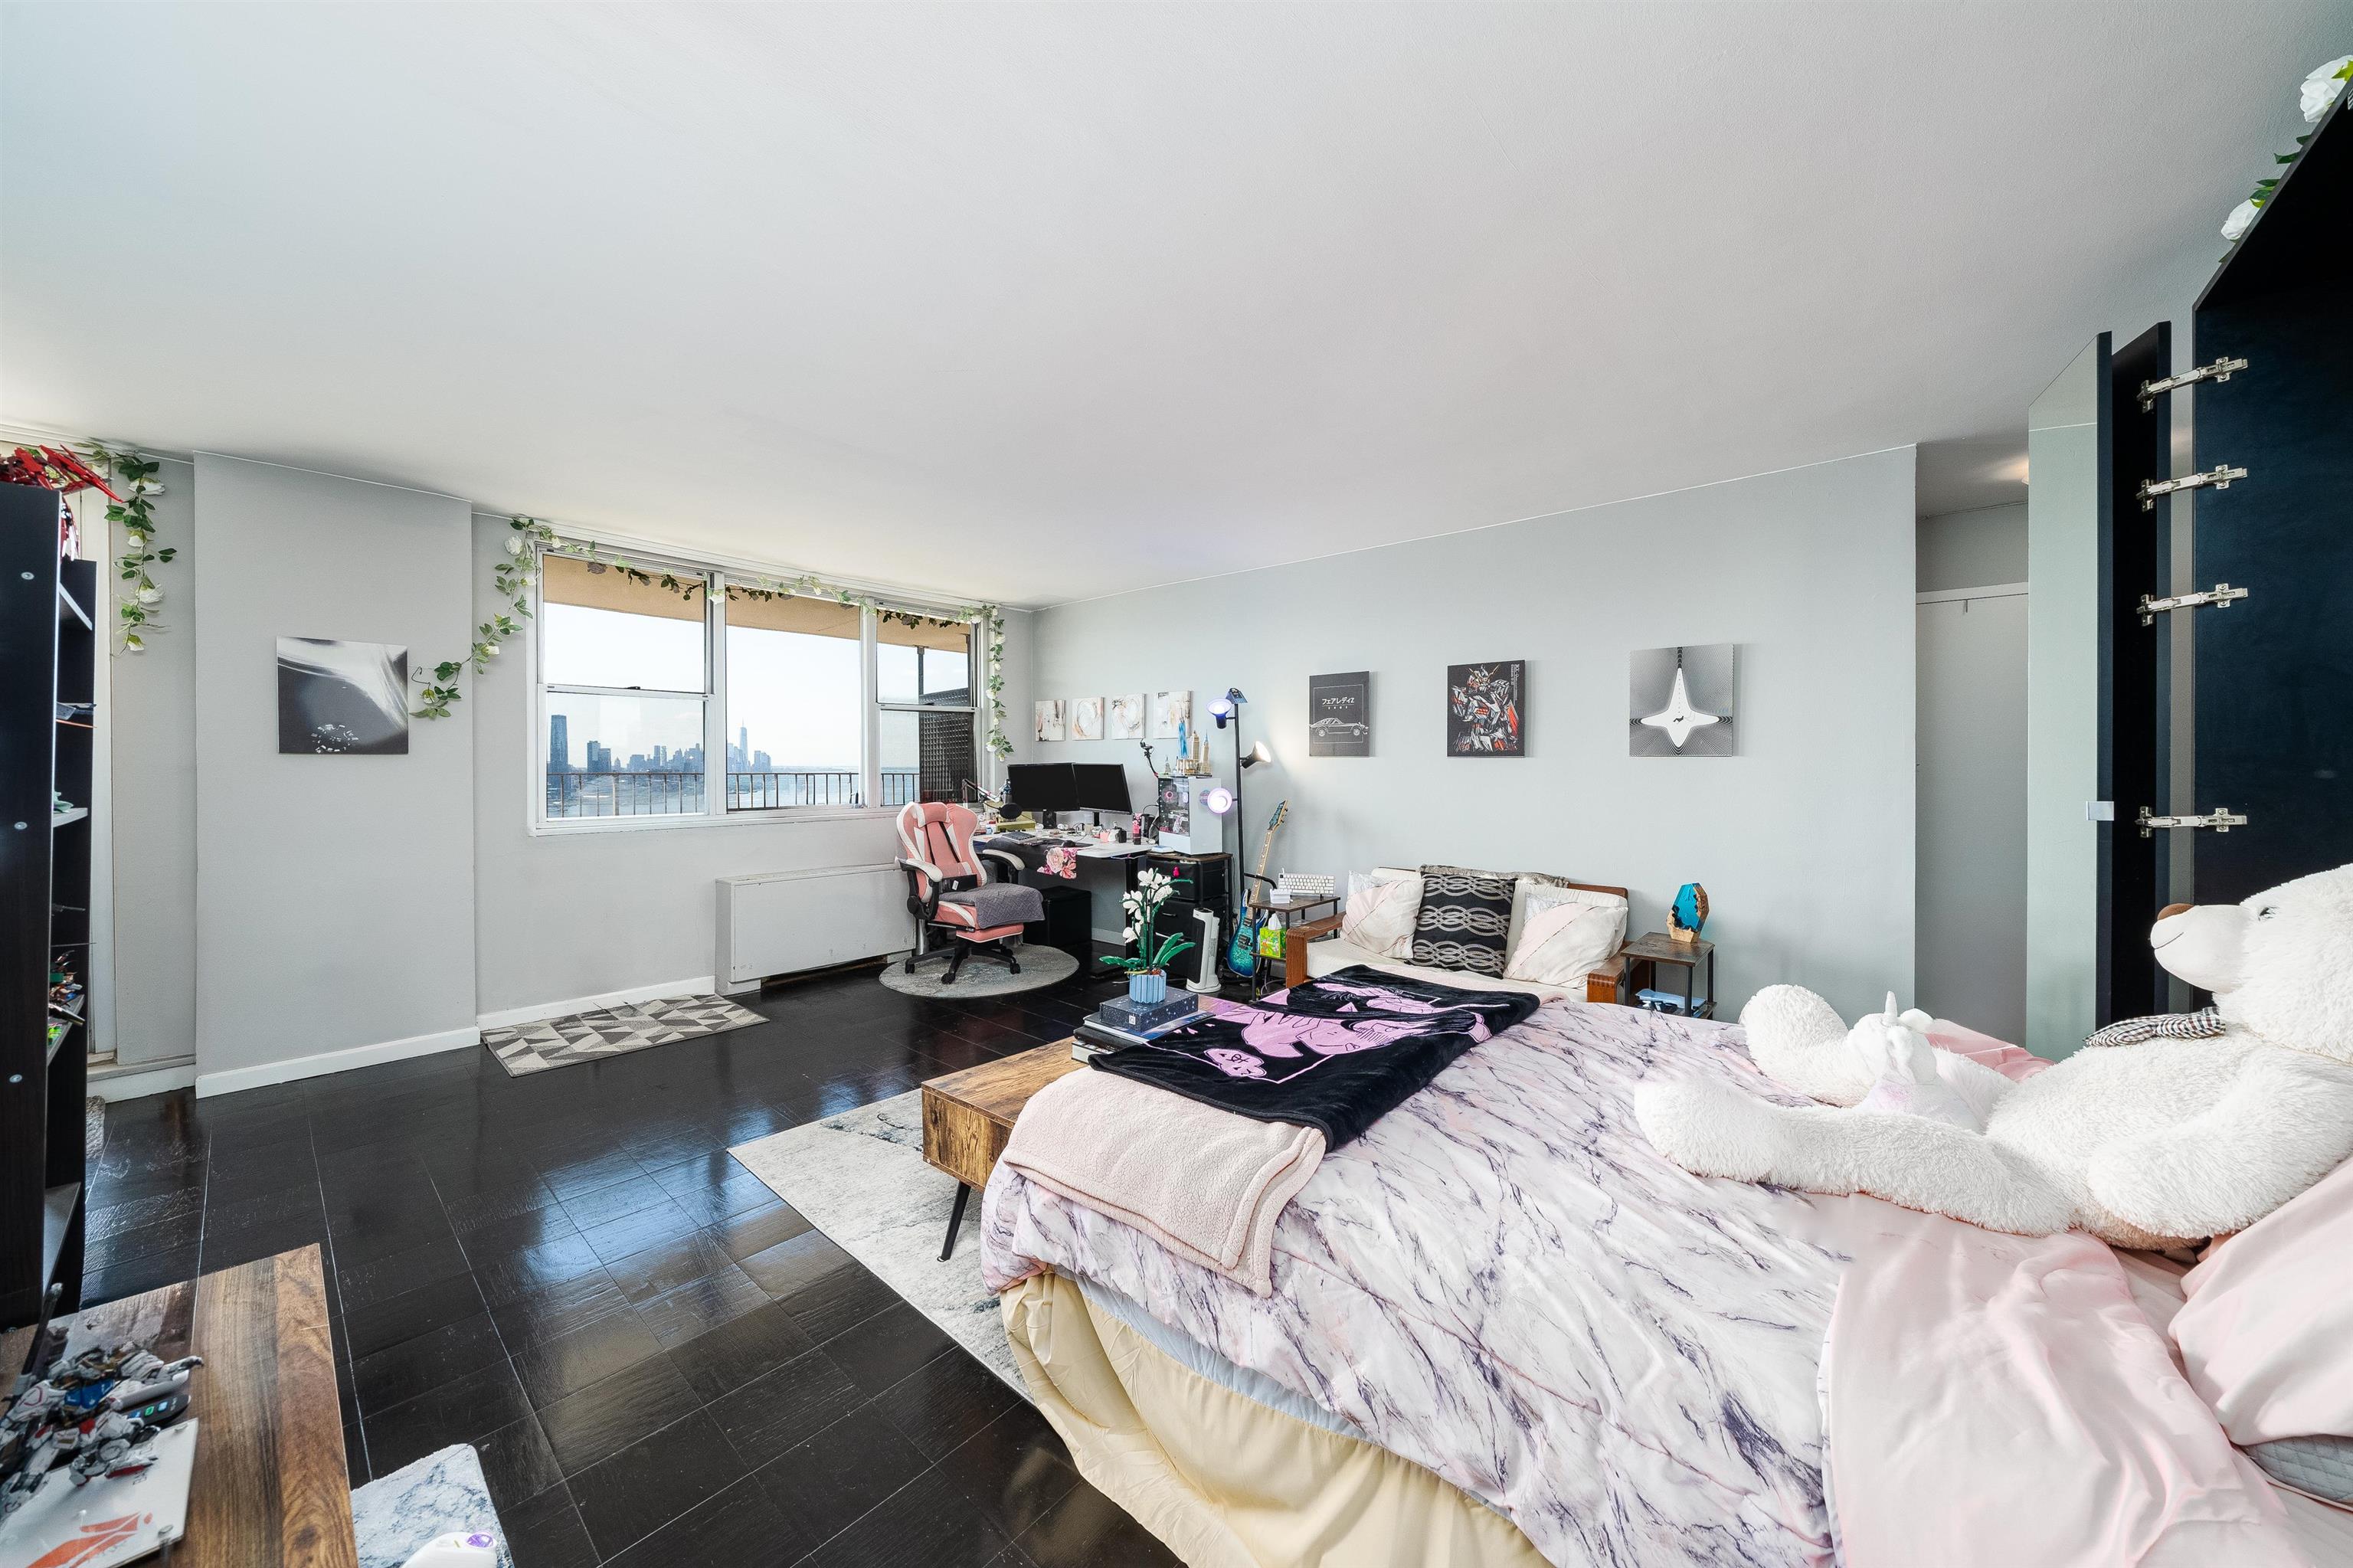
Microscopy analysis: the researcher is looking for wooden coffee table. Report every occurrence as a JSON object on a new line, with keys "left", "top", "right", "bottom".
{"left": 0, "top": 1245, "right": 356, "bottom": 1567}
{"left": 922, "top": 1040, "right": 1085, "bottom": 1259}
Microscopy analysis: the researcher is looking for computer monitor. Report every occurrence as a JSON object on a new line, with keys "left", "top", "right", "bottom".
{"left": 1071, "top": 764, "right": 1133, "bottom": 813}
{"left": 1004, "top": 762, "right": 1078, "bottom": 813}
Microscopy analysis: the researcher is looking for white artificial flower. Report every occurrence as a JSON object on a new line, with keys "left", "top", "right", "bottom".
{"left": 2302, "top": 55, "right": 2352, "bottom": 123}
{"left": 122, "top": 633, "right": 144, "bottom": 653}
{"left": 483, "top": 642, "right": 500, "bottom": 656}
{"left": 130, "top": 477, "right": 165, "bottom": 496}
{"left": 505, "top": 536, "right": 525, "bottom": 556}
{"left": 1122, "top": 925, "right": 1137, "bottom": 942}
{"left": 2221, "top": 198, "right": 2260, "bottom": 241}
{"left": 123, "top": 528, "right": 149, "bottom": 548}
{"left": 136, "top": 585, "right": 162, "bottom": 606}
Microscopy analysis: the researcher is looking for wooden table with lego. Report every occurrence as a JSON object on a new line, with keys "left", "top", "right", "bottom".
{"left": 0, "top": 1245, "right": 357, "bottom": 1568}
{"left": 921, "top": 1041, "right": 1086, "bottom": 1259}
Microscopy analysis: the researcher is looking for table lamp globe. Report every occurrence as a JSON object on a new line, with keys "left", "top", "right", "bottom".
{"left": 1670, "top": 883, "right": 1709, "bottom": 944}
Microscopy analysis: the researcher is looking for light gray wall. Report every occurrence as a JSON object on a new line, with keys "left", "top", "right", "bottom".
{"left": 103, "top": 457, "right": 198, "bottom": 1067}
{"left": 2024, "top": 342, "right": 2102, "bottom": 1059}
{"left": 1027, "top": 447, "right": 1917, "bottom": 1020}
{"left": 1915, "top": 590, "right": 2028, "bottom": 1040}
{"left": 192, "top": 457, "right": 477, "bottom": 1081}
{"left": 465, "top": 511, "right": 1037, "bottom": 1017}
{"left": 1917, "top": 502, "right": 2026, "bottom": 592}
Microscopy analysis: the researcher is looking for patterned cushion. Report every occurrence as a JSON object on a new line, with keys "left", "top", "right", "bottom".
{"left": 2249, "top": 1433, "right": 2353, "bottom": 1504}
{"left": 1412, "top": 866, "right": 1515, "bottom": 976}
{"left": 1341, "top": 870, "right": 1422, "bottom": 960}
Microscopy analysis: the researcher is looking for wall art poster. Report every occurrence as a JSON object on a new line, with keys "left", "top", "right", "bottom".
{"left": 1107, "top": 693, "right": 1147, "bottom": 741}
{"left": 1445, "top": 661, "right": 1524, "bottom": 756}
{"left": 277, "top": 637, "right": 409, "bottom": 755}
{"left": 1307, "top": 671, "right": 1370, "bottom": 757}
{"left": 1035, "top": 699, "right": 1067, "bottom": 742}
{"left": 1629, "top": 643, "right": 1739, "bottom": 758}
{"left": 1069, "top": 696, "right": 1105, "bottom": 741}
{"left": 1151, "top": 689, "right": 1193, "bottom": 738}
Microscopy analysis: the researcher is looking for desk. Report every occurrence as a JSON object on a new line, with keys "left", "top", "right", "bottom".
{"left": 0, "top": 1246, "right": 356, "bottom": 1568}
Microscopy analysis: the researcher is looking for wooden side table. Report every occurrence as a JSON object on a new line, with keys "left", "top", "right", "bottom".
{"left": 0, "top": 1245, "right": 357, "bottom": 1567}
{"left": 921, "top": 1042, "right": 1085, "bottom": 1259}
{"left": 1617, "top": 932, "right": 1716, "bottom": 1020}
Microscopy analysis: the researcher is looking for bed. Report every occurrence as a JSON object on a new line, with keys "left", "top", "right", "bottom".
{"left": 980, "top": 977, "right": 2353, "bottom": 1567}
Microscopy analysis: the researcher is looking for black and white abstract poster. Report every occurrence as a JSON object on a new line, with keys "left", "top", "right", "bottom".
{"left": 1445, "top": 661, "right": 1524, "bottom": 756}
{"left": 277, "top": 637, "right": 409, "bottom": 755}
{"left": 1307, "top": 671, "right": 1370, "bottom": 757}
{"left": 1628, "top": 643, "right": 1739, "bottom": 758}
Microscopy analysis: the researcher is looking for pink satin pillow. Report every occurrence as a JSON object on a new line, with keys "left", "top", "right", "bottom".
{"left": 2169, "top": 1154, "right": 2353, "bottom": 1445}
{"left": 1923, "top": 1019, "right": 2051, "bottom": 1083}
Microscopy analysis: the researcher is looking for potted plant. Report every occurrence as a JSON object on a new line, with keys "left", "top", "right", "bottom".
{"left": 1105, "top": 867, "right": 1194, "bottom": 1005}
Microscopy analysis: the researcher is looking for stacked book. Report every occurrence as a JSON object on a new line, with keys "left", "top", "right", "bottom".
{"left": 1073, "top": 991, "right": 1205, "bottom": 1060}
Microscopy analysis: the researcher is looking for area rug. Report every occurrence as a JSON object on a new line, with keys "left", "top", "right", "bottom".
{"left": 730, "top": 1090, "right": 1023, "bottom": 1392}
{"left": 876, "top": 943, "right": 1080, "bottom": 1000}
{"left": 483, "top": 994, "right": 766, "bottom": 1078}
{"left": 351, "top": 1443, "right": 509, "bottom": 1568}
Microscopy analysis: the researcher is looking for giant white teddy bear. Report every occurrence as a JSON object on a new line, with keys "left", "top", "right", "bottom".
{"left": 1635, "top": 863, "right": 2353, "bottom": 1248}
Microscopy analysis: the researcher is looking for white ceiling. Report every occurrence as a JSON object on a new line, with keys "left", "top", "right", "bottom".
{"left": 2, "top": 3, "right": 2338, "bottom": 608}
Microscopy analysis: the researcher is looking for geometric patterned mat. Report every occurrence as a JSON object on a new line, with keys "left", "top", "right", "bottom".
{"left": 483, "top": 994, "right": 767, "bottom": 1078}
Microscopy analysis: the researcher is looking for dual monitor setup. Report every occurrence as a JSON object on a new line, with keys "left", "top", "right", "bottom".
{"left": 1003, "top": 761, "right": 1134, "bottom": 823}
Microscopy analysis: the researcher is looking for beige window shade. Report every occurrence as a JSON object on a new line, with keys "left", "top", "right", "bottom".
{"left": 875, "top": 612, "right": 974, "bottom": 653}
{"left": 542, "top": 554, "right": 705, "bottom": 623}
{"left": 722, "top": 591, "right": 862, "bottom": 640}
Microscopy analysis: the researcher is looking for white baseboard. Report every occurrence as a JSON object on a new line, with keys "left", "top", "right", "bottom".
{"left": 476, "top": 974, "right": 717, "bottom": 1031}
{"left": 90, "top": 1058, "right": 199, "bottom": 1103}
{"left": 195, "top": 1025, "right": 480, "bottom": 1100}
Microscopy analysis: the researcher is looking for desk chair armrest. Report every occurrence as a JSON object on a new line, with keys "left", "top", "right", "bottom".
{"left": 898, "top": 855, "right": 947, "bottom": 883}
{"left": 978, "top": 848, "right": 1026, "bottom": 883}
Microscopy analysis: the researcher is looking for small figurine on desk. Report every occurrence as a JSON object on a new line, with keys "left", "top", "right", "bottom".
{"left": 0, "top": 1337, "right": 204, "bottom": 1521}
{"left": 1670, "top": 882, "right": 1709, "bottom": 944}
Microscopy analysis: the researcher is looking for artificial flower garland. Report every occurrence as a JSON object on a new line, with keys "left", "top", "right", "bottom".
{"left": 417, "top": 515, "right": 1012, "bottom": 762}
{"left": 0, "top": 439, "right": 174, "bottom": 653}
{"left": 2220, "top": 54, "right": 2351, "bottom": 245}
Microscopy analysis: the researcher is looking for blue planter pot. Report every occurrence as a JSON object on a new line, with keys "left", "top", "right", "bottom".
{"left": 1127, "top": 970, "right": 1169, "bottom": 1007}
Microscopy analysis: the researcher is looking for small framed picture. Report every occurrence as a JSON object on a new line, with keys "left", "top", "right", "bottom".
{"left": 1445, "top": 661, "right": 1523, "bottom": 756}
{"left": 1307, "top": 672, "right": 1370, "bottom": 757}
{"left": 1035, "top": 699, "right": 1067, "bottom": 742}
{"left": 1630, "top": 644, "right": 1738, "bottom": 757}
{"left": 1069, "top": 696, "right": 1105, "bottom": 741}
{"left": 1107, "top": 693, "right": 1147, "bottom": 740}
{"left": 1151, "top": 689, "right": 1193, "bottom": 738}
{"left": 278, "top": 637, "right": 409, "bottom": 755}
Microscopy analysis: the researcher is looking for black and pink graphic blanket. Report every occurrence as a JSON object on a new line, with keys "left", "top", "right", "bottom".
{"left": 1089, "top": 965, "right": 1540, "bottom": 1148}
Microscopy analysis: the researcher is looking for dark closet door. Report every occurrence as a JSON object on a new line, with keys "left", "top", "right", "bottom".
{"left": 2099, "top": 325, "right": 2171, "bottom": 1021}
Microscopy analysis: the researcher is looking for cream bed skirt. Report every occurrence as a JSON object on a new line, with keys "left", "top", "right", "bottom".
{"left": 1001, "top": 1270, "right": 1546, "bottom": 1568}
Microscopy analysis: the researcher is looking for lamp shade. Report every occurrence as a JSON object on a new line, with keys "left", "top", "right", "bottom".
{"left": 1241, "top": 741, "right": 1271, "bottom": 769}
{"left": 1203, "top": 785, "right": 1235, "bottom": 815}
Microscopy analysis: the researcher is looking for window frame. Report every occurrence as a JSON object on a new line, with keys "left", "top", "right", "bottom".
{"left": 529, "top": 545, "right": 987, "bottom": 836}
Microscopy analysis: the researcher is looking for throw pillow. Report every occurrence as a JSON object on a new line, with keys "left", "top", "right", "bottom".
{"left": 1504, "top": 885, "right": 1628, "bottom": 987}
{"left": 1340, "top": 869, "right": 1421, "bottom": 960}
{"left": 1412, "top": 866, "right": 1515, "bottom": 976}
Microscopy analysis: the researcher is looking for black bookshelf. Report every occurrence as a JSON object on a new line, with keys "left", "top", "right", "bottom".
{"left": 2, "top": 481, "right": 90, "bottom": 1327}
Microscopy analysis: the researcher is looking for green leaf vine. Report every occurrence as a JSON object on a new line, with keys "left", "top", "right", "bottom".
{"left": 421, "top": 515, "right": 1013, "bottom": 762}
{"left": 80, "top": 442, "right": 175, "bottom": 654}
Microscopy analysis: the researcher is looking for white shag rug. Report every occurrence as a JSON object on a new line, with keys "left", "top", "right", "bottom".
{"left": 730, "top": 1091, "right": 1024, "bottom": 1391}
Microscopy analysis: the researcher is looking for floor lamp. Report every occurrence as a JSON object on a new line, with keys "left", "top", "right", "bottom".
{"left": 1208, "top": 687, "right": 1270, "bottom": 889}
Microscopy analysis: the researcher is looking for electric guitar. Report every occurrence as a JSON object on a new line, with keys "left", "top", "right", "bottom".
{"left": 1226, "top": 800, "right": 1290, "bottom": 977}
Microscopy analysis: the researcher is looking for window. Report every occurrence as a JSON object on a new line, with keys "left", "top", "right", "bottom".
{"left": 722, "top": 594, "right": 863, "bottom": 809}
{"left": 534, "top": 550, "right": 981, "bottom": 828}
{"left": 541, "top": 555, "right": 711, "bottom": 818}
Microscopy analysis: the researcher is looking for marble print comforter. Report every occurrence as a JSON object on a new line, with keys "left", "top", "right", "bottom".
{"left": 980, "top": 1000, "right": 1860, "bottom": 1568}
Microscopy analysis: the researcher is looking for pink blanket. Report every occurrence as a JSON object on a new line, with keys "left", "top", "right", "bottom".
{"left": 1824, "top": 1203, "right": 2309, "bottom": 1567}
{"left": 997, "top": 1066, "right": 1324, "bottom": 1295}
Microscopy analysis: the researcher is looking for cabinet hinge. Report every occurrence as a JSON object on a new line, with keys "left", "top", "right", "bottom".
{"left": 2138, "top": 583, "right": 2250, "bottom": 626}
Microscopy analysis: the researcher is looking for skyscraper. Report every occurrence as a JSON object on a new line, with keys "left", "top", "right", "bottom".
{"left": 549, "top": 713, "right": 570, "bottom": 771}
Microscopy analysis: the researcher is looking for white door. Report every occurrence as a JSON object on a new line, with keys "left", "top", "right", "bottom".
{"left": 1917, "top": 588, "right": 2029, "bottom": 1043}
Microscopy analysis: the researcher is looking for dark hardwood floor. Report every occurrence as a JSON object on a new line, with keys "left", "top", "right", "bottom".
{"left": 86, "top": 958, "right": 1180, "bottom": 1568}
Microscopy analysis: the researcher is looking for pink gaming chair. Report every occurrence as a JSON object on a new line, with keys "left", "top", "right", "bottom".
{"left": 895, "top": 802, "right": 1043, "bottom": 984}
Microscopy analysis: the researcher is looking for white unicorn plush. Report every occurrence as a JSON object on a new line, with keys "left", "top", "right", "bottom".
{"left": 1636, "top": 863, "right": 2353, "bottom": 1248}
